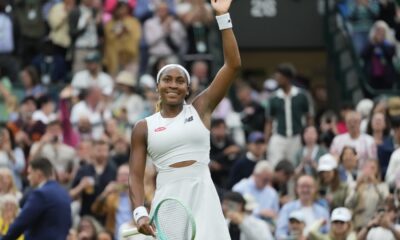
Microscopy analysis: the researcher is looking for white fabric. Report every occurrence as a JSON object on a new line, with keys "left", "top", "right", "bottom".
{"left": 75, "top": 5, "right": 98, "bottom": 48}
{"left": 133, "top": 206, "right": 149, "bottom": 223}
{"left": 301, "top": 206, "right": 318, "bottom": 236}
{"left": 385, "top": 148, "right": 400, "bottom": 186}
{"left": 153, "top": 163, "right": 230, "bottom": 240}
{"left": 32, "top": 110, "right": 57, "bottom": 124}
{"left": 268, "top": 134, "right": 302, "bottom": 167}
{"left": 330, "top": 133, "right": 376, "bottom": 169}
{"left": 71, "top": 70, "right": 114, "bottom": 95}
{"left": 0, "top": 14, "right": 13, "bottom": 53}
{"left": 239, "top": 215, "right": 274, "bottom": 240}
{"left": 216, "top": 13, "right": 232, "bottom": 30}
{"left": 145, "top": 104, "right": 210, "bottom": 170}
{"left": 367, "top": 225, "right": 400, "bottom": 240}
{"left": 156, "top": 64, "right": 191, "bottom": 84}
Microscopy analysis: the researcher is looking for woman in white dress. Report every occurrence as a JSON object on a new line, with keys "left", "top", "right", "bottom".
{"left": 128, "top": 0, "right": 240, "bottom": 239}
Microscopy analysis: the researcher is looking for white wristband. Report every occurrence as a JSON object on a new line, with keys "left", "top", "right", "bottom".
{"left": 133, "top": 206, "right": 149, "bottom": 223}
{"left": 216, "top": 13, "right": 232, "bottom": 30}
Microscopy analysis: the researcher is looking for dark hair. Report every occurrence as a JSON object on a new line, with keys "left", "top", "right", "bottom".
{"left": 30, "top": 158, "right": 54, "bottom": 178}
{"left": 2, "top": 126, "right": 16, "bottom": 150}
{"left": 211, "top": 118, "right": 226, "bottom": 129}
{"left": 223, "top": 191, "right": 246, "bottom": 211}
{"left": 318, "top": 168, "right": 341, "bottom": 191}
{"left": 276, "top": 63, "right": 297, "bottom": 79}
{"left": 274, "top": 159, "right": 295, "bottom": 176}
{"left": 340, "top": 101, "right": 355, "bottom": 111}
{"left": 78, "top": 216, "right": 98, "bottom": 240}
{"left": 339, "top": 146, "right": 357, "bottom": 164}
{"left": 300, "top": 125, "right": 319, "bottom": 146}
{"left": 366, "top": 111, "right": 391, "bottom": 136}
{"left": 23, "top": 66, "right": 40, "bottom": 86}
{"left": 37, "top": 95, "right": 52, "bottom": 109}
{"left": 0, "top": 0, "right": 6, "bottom": 13}
{"left": 391, "top": 117, "right": 400, "bottom": 129}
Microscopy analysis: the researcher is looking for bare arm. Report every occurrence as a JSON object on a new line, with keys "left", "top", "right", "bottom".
{"left": 192, "top": 0, "right": 241, "bottom": 125}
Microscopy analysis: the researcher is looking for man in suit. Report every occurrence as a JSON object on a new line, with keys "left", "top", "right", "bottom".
{"left": 2, "top": 157, "right": 72, "bottom": 240}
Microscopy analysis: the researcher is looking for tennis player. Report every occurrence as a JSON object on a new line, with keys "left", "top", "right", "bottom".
{"left": 128, "top": 0, "right": 240, "bottom": 238}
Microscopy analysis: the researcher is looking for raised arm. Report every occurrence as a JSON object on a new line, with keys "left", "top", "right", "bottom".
{"left": 192, "top": 0, "right": 241, "bottom": 118}
{"left": 128, "top": 120, "right": 155, "bottom": 236}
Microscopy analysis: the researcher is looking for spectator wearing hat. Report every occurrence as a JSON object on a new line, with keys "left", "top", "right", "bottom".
{"left": 276, "top": 175, "right": 330, "bottom": 239}
{"left": 388, "top": 97, "right": 400, "bottom": 120}
{"left": 112, "top": 71, "right": 145, "bottom": 126}
{"left": 284, "top": 210, "right": 307, "bottom": 240}
{"left": 228, "top": 131, "right": 267, "bottom": 188}
{"left": 71, "top": 51, "right": 114, "bottom": 97}
{"left": 222, "top": 191, "right": 274, "bottom": 240}
{"left": 232, "top": 161, "right": 279, "bottom": 225}
{"left": 316, "top": 154, "right": 349, "bottom": 211}
{"left": 266, "top": 63, "right": 314, "bottom": 167}
{"left": 308, "top": 207, "right": 356, "bottom": 240}
{"left": 103, "top": 0, "right": 141, "bottom": 77}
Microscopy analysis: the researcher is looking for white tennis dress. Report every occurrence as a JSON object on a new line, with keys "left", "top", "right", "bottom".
{"left": 145, "top": 104, "right": 231, "bottom": 240}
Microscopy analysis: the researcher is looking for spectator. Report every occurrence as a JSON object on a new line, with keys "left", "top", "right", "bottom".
{"left": 345, "top": 159, "right": 389, "bottom": 230}
{"left": 338, "top": 146, "right": 358, "bottom": 187}
{"left": 232, "top": 161, "right": 279, "bottom": 224}
{"left": 384, "top": 120, "right": 400, "bottom": 187}
{"left": 356, "top": 98, "right": 374, "bottom": 133}
{"left": 0, "top": 68, "right": 17, "bottom": 122}
{"left": 347, "top": 0, "right": 379, "bottom": 55}
{"left": 96, "top": 230, "right": 113, "bottom": 240}
{"left": 91, "top": 164, "right": 131, "bottom": 239}
{"left": 362, "top": 20, "right": 397, "bottom": 90}
{"left": 222, "top": 191, "right": 274, "bottom": 240}
{"left": 70, "top": 140, "right": 116, "bottom": 218}
{"left": 316, "top": 154, "right": 349, "bottom": 210}
{"left": 2, "top": 157, "right": 72, "bottom": 240}
{"left": 330, "top": 111, "right": 376, "bottom": 169}
{"left": 143, "top": 1, "right": 187, "bottom": 69}
{"left": 0, "top": 168, "right": 22, "bottom": 200}
{"left": 275, "top": 175, "right": 330, "bottom": 239}
{"left": 282, "top": 210, "right": 307, "bottom": 240}
{"left": 295, "top": 126, "right": 327, "bottom": 177}
{"left": 209, "top": 118, "right": 241, "bottom": 189}
{"left": 272, "top": 160, "right": 295, "bottom": 206}
{"left": 20, "top": 66, "right": 47, "bottom": 99}
{"left": 112, "top": 71, "right": 145, "bottom": 126}
{"left": 0, "top": 126, "right": 25, "bottom": 190}
{"left": 110, "top": 135, "right": 130, "bottom": 167}
{"left": 357, "top": 197, "right": 400, "bottom": 240}
{"left": 31, "top": 95, "right": 57, "bottom": 125}
{"left": 69, "top": 0, "right": 102, "bottom": 73}
{"left": 71, "top": 51, "right": 114, "bottom": 97}
{"left": 228, "top": 131, "right": 267, "bottom": 188}
{"left": 308, "top": 207, "right": 356, "bottom": 240}
{"left": 266, "top": 63, "right": 314, "bottom": 166}
{"left": 188, "top": 60, "right": 210, "bottom": 100}
{"left": 103, "top": 0, "right": 141, "bottom": 76}
{"left": 319, "top": 111, "right": 338, "bottom": 149}
{"left": 68, "top": 215, "right": 101, "bottom": 240}
{"left": 0, "top": 194, "right": 23, "bottom": 240}
{"left": 29, "top": 120, "right": 77, "bottom": 186}
{"left": 336, "top": 102, "right": 354, "bottom": 135}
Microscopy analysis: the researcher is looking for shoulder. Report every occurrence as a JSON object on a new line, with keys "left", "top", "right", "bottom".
{"left": 131, "top": 119, "right": 148, "bottom": 140}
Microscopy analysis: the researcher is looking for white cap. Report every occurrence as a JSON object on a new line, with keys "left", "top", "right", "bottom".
{"left": 289, "top": 210, "right": 305, "bottom": 222}
{"left": 331, "top": 207, "right": 352, "bottom": 222}
{"left": 317, "top": 154, "right": 338, "bottom": 172}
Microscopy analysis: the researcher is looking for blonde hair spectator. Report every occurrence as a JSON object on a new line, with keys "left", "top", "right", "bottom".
{"left": 0, "top": 168, "right": 22, "bottom": 201}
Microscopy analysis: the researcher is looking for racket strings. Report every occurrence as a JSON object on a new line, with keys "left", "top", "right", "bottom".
{"left": 156, "top": 200, "right": 193, "bottom": 240}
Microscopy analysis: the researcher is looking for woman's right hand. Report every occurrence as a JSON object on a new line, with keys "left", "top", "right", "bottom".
{"left": 137, "top": 216, "right": 156, "bottom": 237}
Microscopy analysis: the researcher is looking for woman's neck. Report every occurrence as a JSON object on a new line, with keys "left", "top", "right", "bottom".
{"left": 373, "top": 130, "right": 384, "bottom": 141}
{"left": 160, "top": 105, "right": 183, "bottom": 118}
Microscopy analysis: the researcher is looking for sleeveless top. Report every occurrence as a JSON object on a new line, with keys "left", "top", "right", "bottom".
{"left": 145, "top": 104, "right": 210, "bottom": 170}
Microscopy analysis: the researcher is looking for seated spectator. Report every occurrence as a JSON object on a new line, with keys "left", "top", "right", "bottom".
{"left": 357, "top": 197, "right": 400, "bottom": 240}
{"left": 318, "top": 111, "right": 338, "bottom": 149}
{"left": 68, "top": 215, "right": 102, "bottom": 240}
{"left": 222, "top": 191, "right": 274, "bottom": 240}
{"left": 272, "top": 160, "right": 295, "bottom": 206}
{"left": 20, "top": 66, "right": 47, "bottom": 99}
{"left": 110, "top": 135, "right": 130, "bottom": 167}
{"left": 0, "top": 168, "right": 22, "bottom": 201}
{"left": 228, "top": 131, "right": 267, "bottom": 188}
{"left": 71, "top": 52, "right": 114, "bottom": 97}
{"left": 317, "top": 154, "right": 349, "bottom": 210}
{"left": 362, "top": 20, "right": 397, "bottom": 90}
{"left": 384, "top": 119, "right": 400, "bottom": 187}
{"left": 308, "top": 207, "right": 356, "bottom": 240}
{"left": 96, "top": 230, "right": 113, "bottom": 240}
{"left": 0, "top": 126, "right": 25, "bottom": 190}
{"left": 275, "top": 175, "right": 330, "bottom": 239}
{"left": 0, "top": 194, "right": 23, "bottom": 240}
{"left": 283, "top": 210, "right": 307, "bottom": 240}
{"left": 0, "top": 69, "right": 17, "bottom": 122}
{"left": 338, "top": 146, "right": 358, "bottom": 187}
{"left": 103, "top": 1, "right": 141, "bottom": 76}
{"left": 233, "top": 161, "right": 279, "bottom": 224}
{"left": 210, "top": 118, "right": 241, "bottom": 189}
{"left": 330, "top": 111, "right": 376, "bottom": 170}
{"left": 31, "top": 95, "right": 57, "bottom": 125}
{"left": 345, "top": 159, "right": 389, "bottom": 231}
{"left": 295, "top": 126, "right": 327, "bottom": 177}
{"left": 91, "top": 164, "right": 131, "bottom": 239}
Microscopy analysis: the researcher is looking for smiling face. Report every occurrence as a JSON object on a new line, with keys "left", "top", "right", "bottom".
{"left": 157, "top": 67, "right": 189, "bottom": 107}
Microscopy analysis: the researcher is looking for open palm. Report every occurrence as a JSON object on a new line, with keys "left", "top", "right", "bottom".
{"left": 211, "top": 0, "right": 232, "bottom": 15}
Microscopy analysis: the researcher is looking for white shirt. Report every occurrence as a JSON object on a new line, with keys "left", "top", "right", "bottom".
{"left": 367, "top": 225, "right": 400, "bottom": 240}
{"left": 385, "top": 148, "right": 400, "bottom": 186}
{"left": 301, "top": 206, "right": 318, "bottom": 235}
{"left": 71, "top": 70, "right": 114, "bottom": 95}
{"left": 32, "top": 110, "right": 57, "bottom": 124}
{"left": 75, "top": 5, "right": 98, "bottom": 48}
{"left": 0, "top": 14, "right": 13, "bottom": 53}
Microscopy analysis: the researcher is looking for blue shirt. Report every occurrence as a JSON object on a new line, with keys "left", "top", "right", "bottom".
{"left": 115, "top": 193, "right": 132, "bottom": 240}
{"left": 0, "top": 14, "right": 14, "bottom": 53}
{"left": 275, "top": 200, "right": 330, "bottom": 239}
{"left": 232, "top": 177, "right": 280, "bottom": 217}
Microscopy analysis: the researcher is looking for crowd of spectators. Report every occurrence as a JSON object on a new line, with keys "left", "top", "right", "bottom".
{"left": 1, "top": 0, "right": 400, "bottom": 240}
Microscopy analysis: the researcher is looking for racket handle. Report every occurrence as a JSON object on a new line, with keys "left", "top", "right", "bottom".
{"left": 121, "top": 227, "right": 140, "bottom": 238}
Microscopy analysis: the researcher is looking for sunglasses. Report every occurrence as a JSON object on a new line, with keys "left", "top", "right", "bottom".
{"left": 332, "top": 220, "right": 346, "bottom": 224}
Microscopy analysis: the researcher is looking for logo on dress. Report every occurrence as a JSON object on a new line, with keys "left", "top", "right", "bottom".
{"left": 155, "top": 127, "right": 166, "bottom": 132}
{"left": 184, "top": 116, "right": 193, "bottom": 123}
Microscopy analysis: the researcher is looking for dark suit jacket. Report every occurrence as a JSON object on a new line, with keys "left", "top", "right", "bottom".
{"left": 3, "top": 180, "right": 72, "bottom": 240}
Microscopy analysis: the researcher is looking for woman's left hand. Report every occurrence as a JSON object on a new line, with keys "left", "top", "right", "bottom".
{"left": 211, "top": 0, "right": 232, "bottom": 15}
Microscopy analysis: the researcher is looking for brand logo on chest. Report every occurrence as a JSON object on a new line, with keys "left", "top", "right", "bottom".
{"left": 184, "top": 116, "right": 193, "bottom": 123}
{"left": 154, "top": 127, "right": 166, "bottom": 132}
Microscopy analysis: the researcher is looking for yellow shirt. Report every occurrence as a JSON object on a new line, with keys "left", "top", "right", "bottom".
{"left": 0, "top": 217, "right": 24, "bottom": 240}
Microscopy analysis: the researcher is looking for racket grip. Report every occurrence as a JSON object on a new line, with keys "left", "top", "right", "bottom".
{"left": 121, "top": 227, "right": 140, "bottom": 238}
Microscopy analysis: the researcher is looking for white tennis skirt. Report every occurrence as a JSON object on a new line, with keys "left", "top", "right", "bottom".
{"left": 152, "top": 162, "right": 231, "bottom": 240}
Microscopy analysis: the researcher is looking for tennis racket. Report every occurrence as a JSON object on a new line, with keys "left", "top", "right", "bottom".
{"left": 122, "top": 198, "right": 196, "bottom": 240}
